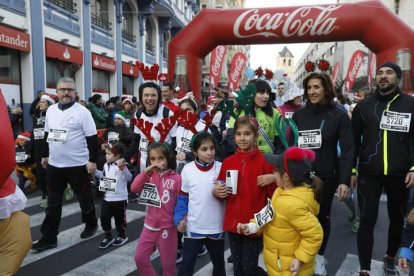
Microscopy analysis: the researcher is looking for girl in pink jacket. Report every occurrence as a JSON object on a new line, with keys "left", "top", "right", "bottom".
{"left": 131, "top": 142, "right": 182, "bottom": 276}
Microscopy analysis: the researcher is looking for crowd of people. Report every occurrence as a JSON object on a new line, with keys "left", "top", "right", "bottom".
{"left": 2, "top": 61, "right": 414, "bottom": 276}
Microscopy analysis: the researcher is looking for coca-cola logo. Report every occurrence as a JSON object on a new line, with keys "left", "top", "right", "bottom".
{"left": 211, "top": 46, "right": 226, "bottom": 76}
{"left": 231, "top": 56, "right": 246, "bottom": 82}
{"left": 348, "top": 53, "right": 363, "bottom": 82}
{"left": 233, "top": 5, "right": 341, "bottom": 39}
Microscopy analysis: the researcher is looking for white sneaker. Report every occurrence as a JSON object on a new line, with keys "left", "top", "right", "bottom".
{"left": 314, "top": 254, "right": 327, "bottom": 276}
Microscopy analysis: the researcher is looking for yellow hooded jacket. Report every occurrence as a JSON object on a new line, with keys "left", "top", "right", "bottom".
{"left": 262, "top": 186, "right": 323, "bottom": 275}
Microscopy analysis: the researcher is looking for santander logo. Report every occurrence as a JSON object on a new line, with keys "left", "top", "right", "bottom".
{"left": 231, "top": 56, "right": 245, "bottom": 82}
{"left": 348, "top": 53, "right": 363, "bottom": 82}
{"left": 233, "top": 5, "right": 341, "bottom": 38}
{"left": 211, "top": 46, "right": 226, "bottom": 76}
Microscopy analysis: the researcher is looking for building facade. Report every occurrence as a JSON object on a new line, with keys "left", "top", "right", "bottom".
{"left": 0, "top": 0, "right": 199, "bottom": 130}
{"left": 276, "top": 46, "right": 294, "bottom": 78}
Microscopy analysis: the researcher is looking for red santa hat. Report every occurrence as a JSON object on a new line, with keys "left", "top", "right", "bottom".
{"left": 41, "top": 93, "right": 58, "bottom": 104}
{"left": 17, "top": 131, "right": 32, "bottom": 141}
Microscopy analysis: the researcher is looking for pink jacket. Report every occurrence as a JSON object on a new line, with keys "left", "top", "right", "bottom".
{"left": 131, "top": 170, "right": 181, "bottom": 229}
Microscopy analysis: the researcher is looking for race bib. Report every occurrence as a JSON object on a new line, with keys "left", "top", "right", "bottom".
{"left": 138, "top": 183, "right": 161, "bottom": 208}
{"left": 254, "top": 198, "right": 274, "bottom": 228}
{"left": 99, "top": 177, "right": 117, "bottom": 192}
{"left": 298, "top": 129, "right": 322, "bottom": 149}
{"left": 285, "top": 112, "right": 294, "bottom": 119}
{"left": 108, "top": 132, "right": 119, "bottom": 143}
{"left": 15, "top": 152, "right": 28, "bottom": 163}
{"left": 47, "top": 128, "right": 68, "bottom": 143}
{"left": 380, "top": 110, "right": 411, "bottom": 133}
{"left": 33, "top": 128, "right": 45, "bottom": 140}
{"left": 125, "top": 119, "right": 130, "bottom": 128}
{"left": 139, "top": 137, "right": 149, "bottom": 152}
{"left": 176, "top": 137, "right": 191, "bottom": 153}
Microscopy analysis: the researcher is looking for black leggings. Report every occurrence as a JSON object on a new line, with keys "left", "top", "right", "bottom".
{"left": 357, "top": 174, "right": 406, "bottom": 270}
{"left": 317, "top": 177, "right": 339, "bottom": 255}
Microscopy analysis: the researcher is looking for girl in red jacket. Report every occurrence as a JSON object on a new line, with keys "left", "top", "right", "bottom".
{"left": 213, "top": 116, "right": 276, "bottom": 276}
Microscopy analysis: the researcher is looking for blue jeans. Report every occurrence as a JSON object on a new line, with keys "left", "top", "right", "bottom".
{"left": 179, "top": 237, "right": 225, "bottom": 276}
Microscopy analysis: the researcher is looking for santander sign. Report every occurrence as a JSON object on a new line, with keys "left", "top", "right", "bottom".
{"left": 233, "top": 5, "right": 342, "bottom": 38}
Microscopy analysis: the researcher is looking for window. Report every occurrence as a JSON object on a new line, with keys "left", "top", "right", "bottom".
{"left": 46, "top": 59, "right": 77, "bottom": 88}
{"left": 122, "top": 75, "right": 134, "bottom": 95}
{"left": 92, "top": 69, "right": 110, "bottom": 93}
{"left": 145, "top": 19, "right": 154, "bottom": 52}
{"left": 122, "top": 2, "right": 134, "bottom": 42}
{"left": 0, "top": 47, "right": 20, "bottom": 85}
{"left": 91, "top": 0, "right": 108, "bottom": 20}
{"left": 288, "top": 59, "right": 291, "bottom": 66}
{"left": 283, "top": 59, "right": 286, "bottom": 65}
{"left": 163, "top": 32, "right": 168, "bottom": 59}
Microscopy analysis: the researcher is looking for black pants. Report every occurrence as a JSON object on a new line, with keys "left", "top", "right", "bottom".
{"left": 317, "top": 177, "right": 339, "bottom": 255}
{"left": 227, "top": 232, "right": 266, "bottom": 276}
{"left": 179, "top": 237, "right": 225, "bottom": 276}
{"left": 35, "top": 158, "right": 47, "bottom": 197}
{"left": 41, "top": 165, "right": 97, "bottom": 242}
{"left": 357, "top": 174, "right": 406, "bottom": 270}
{"left": 100, "top": 199, "right": 127, "bottom": 238}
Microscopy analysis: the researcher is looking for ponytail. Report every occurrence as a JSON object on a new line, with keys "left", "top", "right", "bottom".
{"left": 308, "top": 174, "right": 323, "bottom": 204}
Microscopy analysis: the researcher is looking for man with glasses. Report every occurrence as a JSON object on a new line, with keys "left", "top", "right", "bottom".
{"left": 32, "top": 77, "right": 99, "bottom": 252}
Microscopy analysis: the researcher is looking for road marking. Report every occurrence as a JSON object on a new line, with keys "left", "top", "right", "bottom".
{"left": 30, "top": 202, "right": 86, "bottom": 228}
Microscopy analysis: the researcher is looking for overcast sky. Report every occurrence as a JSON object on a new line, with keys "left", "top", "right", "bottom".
{"left": 244, "top": 0, "right": 338, "bottom": 70}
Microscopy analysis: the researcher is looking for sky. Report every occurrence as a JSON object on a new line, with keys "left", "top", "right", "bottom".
{"left": 245, "top": 0, "right": 338, "bottom": 70}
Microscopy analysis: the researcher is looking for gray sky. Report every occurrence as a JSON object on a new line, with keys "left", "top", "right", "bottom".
{"left": 245, "top": 0, "right": 338, "bottom": 70}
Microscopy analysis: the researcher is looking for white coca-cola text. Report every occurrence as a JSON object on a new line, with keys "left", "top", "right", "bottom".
{"left": 231, "top": 56, "right": 246, "bottom": 82}
{"left": 233, "top": 5, "right": 342, "bottom": 38}
{"left": 348, "top": 53, "right": 363, "bottom": 82}
{"left": 211, "top": 46, "right": 226, "bottom": 76}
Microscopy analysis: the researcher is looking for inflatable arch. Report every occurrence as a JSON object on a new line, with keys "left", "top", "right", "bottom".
{"left": 168, "top": 0, "right": 414, "bottom": 101}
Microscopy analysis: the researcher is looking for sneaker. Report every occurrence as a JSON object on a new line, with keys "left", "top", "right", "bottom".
{"left": 347, "top": 210, "right": 356, "bottom": 222}
{"left": 64, "top": 185, "right": 74, "bottom": 201}
{"left": 176, "top": 250, "right": 183, "bottom": 264}
{"left": 39, "top": 197, "right": 48, "bottom": 208}
{"left": 197, "top": 245, "right": 208, "bottom": 257}
{"left": 80, "top": 225, "right": 98, "bottom": 239}
{"left": 383, "top": 255, "right": 400, "bottom": 276}
{"left": 113, "top": 236, "right": 128, "bottom": 246}
{"left": 351, "top": 219, "right": 360, "bottom": 233}
{"left": 99, "top": 237, "right": 115, "bottom": 249}
{"left": 359, "top": 271, "right": 370, "bottom": 276}
{"left": 314, "top": 254, "right": 327, "bottom": 276}
{"left": 32, "top": 238, "right": 57, "bottom": 252}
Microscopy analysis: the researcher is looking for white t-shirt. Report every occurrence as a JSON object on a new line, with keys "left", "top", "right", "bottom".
{"left": 95, "top": 162, "right": 132, "bottom": 202}
{"left": 45, "top": 102, "right": 97, "bottom": 168}
{"left": 133, "top": 105, "right": 177, "bottom": 172}
{"left": 181, "top": 161, "right": 225, "bottom": 234}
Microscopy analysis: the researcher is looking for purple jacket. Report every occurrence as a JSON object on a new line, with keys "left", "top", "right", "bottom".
{"left": 131, "top": 170, "right": 181, "bottom": 229}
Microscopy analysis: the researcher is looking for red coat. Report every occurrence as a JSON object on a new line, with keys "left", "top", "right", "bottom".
{"left": 218, "top": 147, "right": 276, "bottom": 234}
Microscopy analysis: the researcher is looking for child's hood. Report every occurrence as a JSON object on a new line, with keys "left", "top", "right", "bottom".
{"left": 279, "top": 186, "right": 319, "bottom": 215}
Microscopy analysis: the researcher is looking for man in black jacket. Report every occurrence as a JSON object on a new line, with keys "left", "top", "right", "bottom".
{"left": 352, "top": 62, "right": 414, "bottom": 276}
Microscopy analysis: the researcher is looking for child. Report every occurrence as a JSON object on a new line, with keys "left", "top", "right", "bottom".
{"left": 174, "top": 132, "right": 226, "bottom": 276}
{"left": 213, "top": 116, "right": 276, "bottom": 275}
{"left": 15, "top": 131, "right": 36, "bottom": 193}
{"left": 95, "top": 142, "right": 132, "bottom": 249}
{"left": 238, "top": 146, "right": 323, "bottom": 276}
{"left": 131, "top": 142, "right": 181, "bottom": 276}
{"left": 398, "top": 187, "right": 414, "bottom": 274}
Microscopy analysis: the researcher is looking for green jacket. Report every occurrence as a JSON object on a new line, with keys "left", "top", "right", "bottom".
{"left": 88, "top": 103, "right": 108, "bottom": 129}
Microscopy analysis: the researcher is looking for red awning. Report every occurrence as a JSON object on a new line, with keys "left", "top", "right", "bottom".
{"left": 45, "top": 39, "right": 83, "bottom": 65}
{"left": 0, "top": 24, "right": 30, "bottom": 52}
{"left": 122, "top": 62, "right": 139, "bottom": 78}
{"left": 92, "top": 53, "right": 116, "bottom": 72}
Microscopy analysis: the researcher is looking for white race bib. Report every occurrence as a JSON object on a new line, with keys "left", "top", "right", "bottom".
{"left": 380, "top": 110, "right": 411, "bottom": 133}
{"left": 99, "top": 177, "right": 117, "bottom": 192}
{"left": 33, "top": 128, "right": 45, "bottom": 140}
{"left": 298, "top": 129, "right": 322, "bottom": 149}
{"left": 15, "top": 152, "right": 28, "bottom": 163}
{"left": 47, "top": 128, "right": 68, "bottom": 143}
{"left": 125, "top": 119, "right": 130, "bottom": 128}
{"left": 108, "top": 132, "right": 120, "bottom": 143}
{"left": 285, "top": 112, "right": 294, "bottom": 119}
{"left": 139, "top": 137, "right": 149, "bottom": 152}
{"left": 254, "top": 198, "right": 274, "bottom": 228}
{"left": 176, "top": 137, "right": 191, "bottom": 153}
{"left": 138, "top": 183, "right": 161, "bottom": 208}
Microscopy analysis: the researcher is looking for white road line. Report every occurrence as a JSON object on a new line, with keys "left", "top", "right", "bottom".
{"left": 25, "top": 195, "right": 43, "bottom": 208}
{"left": 22, "top": 210, "right": 145, "bottom": 267}
{"left": 30, "top": 202, "right": 85, "bottom": 228}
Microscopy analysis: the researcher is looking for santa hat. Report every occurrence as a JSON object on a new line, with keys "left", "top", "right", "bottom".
{"left": 122, "top": 97, "right": 133, "bottom": 105}
{"left": 41, "top": 93, "right": 58, "bottom": 104}
{"left": 114, "top": 112, "right": 126, "bottom": 122}
{"left": 17, "top": 131, "right": 32, "bottom": 141}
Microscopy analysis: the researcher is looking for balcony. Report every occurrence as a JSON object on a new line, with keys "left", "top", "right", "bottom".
{"left": 146, "top": 47, "right": 156, "bottom": 64}
{"left": 48, "top": 0, "right": 76, "bottom": 14}
{"left": 122, "top": 30, "right": 136, "bottom": 43}
{"left": 91, "top": 14, "right": 111, "bottom": 31}
{"left": 0, "top": 0, "right": 26, "bottom": 15}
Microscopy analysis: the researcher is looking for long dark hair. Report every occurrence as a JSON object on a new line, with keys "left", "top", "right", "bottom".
{"left": 146, "top": 142, "right": 177, "bottom": 170}
{"left": 190, "top": 131, "right": 218, "bottom": 153}
{"left": 250, "top": 79, "right": 274, "bottom": 117}
{"left": 302, "top": 72, "right": 335, "bottom": 107}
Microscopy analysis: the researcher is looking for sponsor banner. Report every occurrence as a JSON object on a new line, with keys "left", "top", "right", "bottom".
{"left": 345, "top": 50, "right": 365, "bottom": 92}
{"left": 122, "top": 62, "right": 139, "bottom": 77}
{"left": 367, "top": 51, "right": 376, "bottom": 86}
{"left": 158, "top": 73, "right": 168, "bottom": 81}
{"left": 228, "top": 52, "right": 247, "bottom": 91}
{"left": 45, "top": 39, "right": 83, "bottom": 65}
{"left": 0, "top": 24, "right": 30, "bottom": 52}
{"left": 331, "top": 63, "right": 340, "bottom": 84}
{"left": 92, "top": 53, "right": 116, "bottom": 72}
{"left": 209, "top": 45, "right": 227, "bottom": 88}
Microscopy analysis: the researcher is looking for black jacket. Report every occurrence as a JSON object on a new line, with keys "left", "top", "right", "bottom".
{"left": 32, "top": 110, "right": 46, "bottom": 162}
{"left": 352, "top": 89, "right": 414, "bottom": 176}
{"left": 292, "top": 103, "right": 354, "bottom": 184}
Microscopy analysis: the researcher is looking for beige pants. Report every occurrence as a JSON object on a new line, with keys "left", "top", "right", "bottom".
{"left": 0, "top": 211, "right": 32, "bottom": 276}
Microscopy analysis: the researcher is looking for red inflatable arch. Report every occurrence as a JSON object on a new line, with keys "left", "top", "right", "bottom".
{"left": 168, "top": 0, "right": 414, "bottom": 101}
